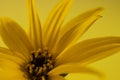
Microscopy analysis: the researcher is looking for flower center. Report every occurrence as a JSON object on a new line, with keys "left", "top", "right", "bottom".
{"left": 26, "top": 50, "right": 54, "bottom": 80}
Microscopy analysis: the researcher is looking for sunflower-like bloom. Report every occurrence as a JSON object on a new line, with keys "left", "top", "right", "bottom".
{"left": 0, "top": 0, "right": 120, "bottom": 80}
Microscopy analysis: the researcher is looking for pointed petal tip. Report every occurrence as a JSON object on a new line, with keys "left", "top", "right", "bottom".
{"left": 88, "top": 7, "right": 104, "bottom": 18}
{"left": 94, "top": 7, "right": 104, "bottom": 15}
{"left": 96, "top": 7, "right": 104, "bottom": 11}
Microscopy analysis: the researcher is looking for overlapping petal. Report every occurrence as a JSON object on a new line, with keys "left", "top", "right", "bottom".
{"left": 0, "top": 18, "right": 33, "bottom": 59}
{"left": 0, "top": 0, "right": 119, "bottom": 80}
{"left": 0, "top": 47, "right": 26, "bottom": 63}
{"left": 49, "top": 75, "right": 66, "bottom": 80}
{"left": 49, "top": 64, "right": 104, "bottom": 78}
{"left": 56, "top": 37, "right": 120, "bottom": 65}
{"left": 27, "top": 0, "right": 43, "bottom": 50}
{"left": 0, "top": 59, "right": 27, "bottom": 80}
{"left": 51, "top": 7, "right": 104, "bottom": 58}
{"left": 43, "top": 0, "right": 73, "bottom": 50}
{"left": 0, "top": 47, "right": 13, "bottom": 55}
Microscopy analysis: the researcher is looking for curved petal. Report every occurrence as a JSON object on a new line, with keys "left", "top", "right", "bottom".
{"left": 55, "top": 37, "right": 120, "bottom": 65}
{"left": 0, "top": 47, "right": 27, "bottom": 62}
{"left": 0, "top": 53, "right": 25, "bottom": 66}
{"left": 49, "top": 75, "right": 66, "bottom": 80}
{"left": 27, "top": 0, "right": 43, "bottom": 50}
{"left": 51, "top": 8, "right": 104, "bottom": 58}
{"left": 0, "top": 47, "right": 13, "bottom": 55}
{"left": 0, "top": 18, "right": 33, "bottom": 59}
{"left": 0, "top": 59, "right": 27, "bottom": 80}
{"left": 49, "top": 64, "right": 104, "bottom": 78}
{"left": 43, "top": 0, "right": 73, "bottom": 50}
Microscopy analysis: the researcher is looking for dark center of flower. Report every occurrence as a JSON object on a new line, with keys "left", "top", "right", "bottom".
{"left": 26, "top": 50, "right": 54, "bottom": 80}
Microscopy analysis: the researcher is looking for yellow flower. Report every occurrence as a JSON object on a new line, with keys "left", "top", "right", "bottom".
{"left": 0, "top": 0, "right": 120, "bottom": 80}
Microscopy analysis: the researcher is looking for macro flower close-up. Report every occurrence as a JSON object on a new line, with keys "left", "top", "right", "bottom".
{"left": 0, "top": 0, "right": 120, "bottom": 80}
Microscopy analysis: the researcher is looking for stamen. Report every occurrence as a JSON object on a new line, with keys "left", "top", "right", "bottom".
{"left": 26, "top": 50, "right": 54, "bottom": 80}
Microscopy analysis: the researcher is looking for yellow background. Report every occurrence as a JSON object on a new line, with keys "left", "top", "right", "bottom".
{"left": 0, "top": 0, "right": 120, "bottom": 80}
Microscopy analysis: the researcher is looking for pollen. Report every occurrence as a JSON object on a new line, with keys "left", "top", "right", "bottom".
{"left": 26, "top": 50, "right": 54, "bottom": 80}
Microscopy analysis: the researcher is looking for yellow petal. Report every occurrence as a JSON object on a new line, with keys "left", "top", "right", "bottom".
{"left": 56, "top": 37, "right": 120, "bottom": 65}
{"left": 49, "top": 75, "right": 66, "bottom": 80}
{"left": 0, "top": 47, "right": 27, "bottom": 62}
{"left": 27, "top": 0, "right": 43, "bottom": 50}
{"left": 0, "top": 59, "right": 27, "bottom": 80}
{"left": 49, "top": 64, "right": 104, "bottom": 78}
{"left": 0, "top": 47, "right": 13, "bottom": 55}
{"left": 0, "top": 18, "right": 33, "bottom": 59}
{"left": 51, "top": 8, "right": 103, "bottom": 58}
{"left": 43, "top": 0, "right": 73, "bottom": 50}
{"left": 0, "top": 53, "right": 25, "bottom": 66}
